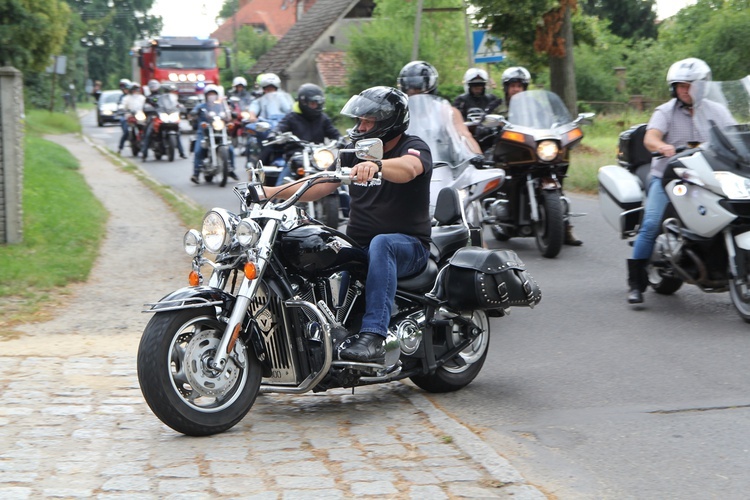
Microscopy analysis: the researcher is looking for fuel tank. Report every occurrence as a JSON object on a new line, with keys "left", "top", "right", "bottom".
{"left": 278, "top": 222, "right": 368, "bottom": 278}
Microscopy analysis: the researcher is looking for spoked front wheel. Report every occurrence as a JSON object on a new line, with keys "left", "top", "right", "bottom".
{"left": 410, "top": 310, "right": 490, "bottom": 393}
{"left": 137, "top": 308, "right": 262, "bottom": 436}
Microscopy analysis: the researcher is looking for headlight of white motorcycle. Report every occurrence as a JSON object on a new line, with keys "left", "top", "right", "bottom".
{"left": 236, "top": 219, "right": 262, "bottom": 247}
{"left": 183, "top": 229, "right": 203, "bottom": 257}
{"left": 202, "top": 209, "right": 232, "bottom": 253}
{"left": 537, "top": 140, "right": 559, "bottom": 161}
{"left": 313, "top": 148, "right": 336, "bottom": 170}
{"left": 715, "top": 171, "right": 750, "bottom": 199}
{"left": 212, "top": 118, "right": 225, "bottom": 131}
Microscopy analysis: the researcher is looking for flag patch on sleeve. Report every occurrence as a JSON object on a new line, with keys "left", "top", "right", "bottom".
{"left": 407, "top": 148, "right": 421, "bottom": 157}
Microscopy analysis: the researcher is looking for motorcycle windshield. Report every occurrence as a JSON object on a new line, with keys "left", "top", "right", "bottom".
{"left": 406, "top": 94, "right": 476, "bottom": 165}
{"left": 691, "top": 77, "right": 750, "bottom": 165}
{"left": 507, "top": 90, "right": 573, "bottom": 130}
{"left": 156, "top": 94, "right": 180, "bottom": 113}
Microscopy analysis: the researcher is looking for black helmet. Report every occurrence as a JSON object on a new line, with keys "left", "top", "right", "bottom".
{"left": 297, "top": 83, "right": 325, "bottom": 119}
{"left": 397, "top": 61, "right": 438, "bottom": 95}
{"left": 340, "top": 86, "right": 410, "bottom": 143}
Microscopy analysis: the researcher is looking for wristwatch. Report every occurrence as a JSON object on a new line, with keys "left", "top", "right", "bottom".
{"left": 374, "top": 160, "right": 382, "bottom": 173}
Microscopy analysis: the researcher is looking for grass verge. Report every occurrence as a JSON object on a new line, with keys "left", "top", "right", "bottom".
{"left": 0, "top": 111, "right": 105, "bottom": 334}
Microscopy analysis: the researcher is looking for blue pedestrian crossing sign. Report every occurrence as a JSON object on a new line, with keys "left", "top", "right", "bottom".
{"left": 473, "top": 30, "right": 504, "bottom": 63}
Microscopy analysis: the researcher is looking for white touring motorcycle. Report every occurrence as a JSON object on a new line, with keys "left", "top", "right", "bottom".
{"left": 137, "top": 138, "right": 542, "bottom": 436}
{"left": 599, "top": 77, "right": 750, "bottom": 321}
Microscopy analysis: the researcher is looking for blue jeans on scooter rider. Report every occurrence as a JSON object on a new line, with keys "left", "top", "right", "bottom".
{"left": 189, "top": 86, "right": 238, "bottom": 184}
{"left": 627, "top": 60, "right": 735, "bottom": 304}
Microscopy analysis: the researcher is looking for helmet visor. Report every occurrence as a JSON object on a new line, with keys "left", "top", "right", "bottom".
{"left": 398, "top": 75, "right": 427, "bottom": 91}
{"left": 340, "top": 94, "right": 395, "bottom": 121}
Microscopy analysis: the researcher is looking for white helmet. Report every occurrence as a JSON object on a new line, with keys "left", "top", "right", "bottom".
{"left": 147, "top": 79, "right": 161, "bottom": 93}
{"left": 667, "top": 58, "right": 711, "bottom": 98}
{"left": 257, "top": 73, "right": 281, "bottom": 90}
{"left": 462, "top": 68, "right": 489, "bottom": 94}
{"left": 232, "top": 76, "right": 247, "bottom": 88}
{"left": 203, "top": 84, "right": 221, "bottom": 96}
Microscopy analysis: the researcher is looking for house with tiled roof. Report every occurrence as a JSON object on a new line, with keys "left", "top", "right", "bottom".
{"left": 248, "top": 0, "right": 375, "bottom": 92}
{"left": 211, "top": 0, "right": 314, "bottom": 43}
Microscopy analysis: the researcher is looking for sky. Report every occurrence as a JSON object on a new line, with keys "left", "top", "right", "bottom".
{"left": 147, "top": 0, "right": 697, "bottom": 39}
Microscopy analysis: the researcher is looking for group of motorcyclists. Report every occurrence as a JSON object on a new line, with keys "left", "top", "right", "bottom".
{"left": 113, "top": 53, "right": 730, "bottom": 315}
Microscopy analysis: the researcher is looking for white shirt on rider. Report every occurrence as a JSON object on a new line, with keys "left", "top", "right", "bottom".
{"left": 121, "top": 94, "right": 145, "bottom": 114}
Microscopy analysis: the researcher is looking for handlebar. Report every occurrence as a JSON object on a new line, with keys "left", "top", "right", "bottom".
{"left": 265, "top": 168, "right": 380, "bottom": 212}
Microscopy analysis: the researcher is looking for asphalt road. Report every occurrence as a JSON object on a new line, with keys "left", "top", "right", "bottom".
{"left": 85, "top": 112, "right": 750, "bottom": 499}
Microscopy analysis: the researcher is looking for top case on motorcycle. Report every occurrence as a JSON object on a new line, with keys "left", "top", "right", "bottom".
{"left": 618, "top": 124, "right": 652, "bottom": 173}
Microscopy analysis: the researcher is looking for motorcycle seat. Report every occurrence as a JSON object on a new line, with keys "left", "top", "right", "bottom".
{"left": 430, "top": 187, "right": 471, "bottom": 262}
{"left": 398, "top": 258, "right": 438, "bottom": 292}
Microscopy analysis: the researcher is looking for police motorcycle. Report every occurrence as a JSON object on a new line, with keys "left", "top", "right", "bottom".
{"left": 137, "top": 138, "right": 542, "bottom": 436}
{"left": 599, "top": 77, "right": 750, "bottom": 321}
{"left": 261, "top": 131, "right": 348, "bottom": 229}
{"left": 475, "top": 90, "right": 594, "bottom": 258}
{"left": 405, "top": 94, "right": 506, "bottom": 243}
{"left": 194, "top": 101, "right": 234, "bottom": 187}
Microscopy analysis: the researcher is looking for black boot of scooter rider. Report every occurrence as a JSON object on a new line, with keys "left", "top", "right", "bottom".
{"left": 627, "top": 259, "right": 648, "bottom": 304}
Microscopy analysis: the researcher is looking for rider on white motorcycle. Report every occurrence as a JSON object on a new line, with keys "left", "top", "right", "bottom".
{"left": 626, "top": 58, "right": 736, "bottom": 304}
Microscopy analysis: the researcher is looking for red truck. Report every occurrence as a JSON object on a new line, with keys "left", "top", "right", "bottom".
{"left": 131, "top": 36, "right": 231, "bottom": 113}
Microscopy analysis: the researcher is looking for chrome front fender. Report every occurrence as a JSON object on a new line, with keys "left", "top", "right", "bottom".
{"left": 142, "top": 286, "right": 236, "bottom": 313}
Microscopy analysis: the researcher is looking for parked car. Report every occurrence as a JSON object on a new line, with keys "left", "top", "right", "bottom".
{"left": 97, "top": 90, "right": 123, "bottom": 126}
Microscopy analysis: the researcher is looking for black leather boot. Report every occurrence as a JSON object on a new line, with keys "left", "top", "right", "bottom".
{"left": 338, "top": 332, "right": 386, "bottom": 363}
{"left": 564, "top": 223, "right": 583, "bottom": 246}
{"left": 627, "top": 259, "right": 648, "bottom": 304}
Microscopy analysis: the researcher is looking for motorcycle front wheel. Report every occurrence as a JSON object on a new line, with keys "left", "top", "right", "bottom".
{"left": 167, "top": 135, "right": 176, "bottom": 162}
{"left": 129, "top": 130, "right": 139, "bottom": 157}
{"left": 728, "top": 252, "right": 750, "bottom": 323}
{"left": 137, "top": 307, "right": 262, "bottom": 436}
{"left": 534, "top": 190, "right": 564, "bottom": 258}
{"left": 410, "top": 310, "right": 490, "bottom": 393}
{"left": 316, "top": 195, "right": 340, "bottom": 229}
{"left": 218, "top": 146, "right": 230, "bottom": 187}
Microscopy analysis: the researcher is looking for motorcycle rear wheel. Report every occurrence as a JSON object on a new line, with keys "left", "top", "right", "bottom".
{"left": 218, "top": 146, "right": 229, "bottom": 187}
{"left": 137, "top": 308, "right": 262, "bottom": 436}
{"left": 410, "top": 310, "right": 490, "bottom": 393}
{"left": 167, "top": 135, "right": 176, "bottom": 162}
{"left": 647, "top": 264, "right": 683, "bottom": 295}
{"left": 534, "top": 190, "right": 564, "bottom": 258}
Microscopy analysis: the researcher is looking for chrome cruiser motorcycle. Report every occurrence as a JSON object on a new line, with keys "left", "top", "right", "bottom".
{"left": 137, "top": 138, "right": 541, "bottom": 436}
{"left": 599, "top": 77, "right": 750, "bottom": 321}
{"left": 476, "top": 90, "right": 594, "bottom": 258}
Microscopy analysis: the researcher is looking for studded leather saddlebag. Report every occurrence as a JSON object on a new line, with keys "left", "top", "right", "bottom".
{"left": 435, "top": 247, "right": 541, "bottom": 316}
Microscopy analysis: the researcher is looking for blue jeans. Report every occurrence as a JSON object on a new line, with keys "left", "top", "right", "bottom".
{"left": 360, "top": 234, "right": 429, "bottom": 338}
{"left": 118, "top": 116, "right": 129, "bottom": 150}
{"left": 632, "top": 176, "right": 669, "bottom": 260}
{"left": 193, "top": 130, "right": 235, "bottom": 176}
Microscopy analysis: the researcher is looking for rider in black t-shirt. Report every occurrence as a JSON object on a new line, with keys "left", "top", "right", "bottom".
{"left": 263, "top": 86, "right": 432, "bottom": 363}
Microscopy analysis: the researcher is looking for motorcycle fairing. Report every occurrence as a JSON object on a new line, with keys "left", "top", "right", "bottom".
{"left": 734, "top": 230, "right": 750, "bottom": 250}
{"left": 666, "top": 180, "right": 736, "bottom": 238}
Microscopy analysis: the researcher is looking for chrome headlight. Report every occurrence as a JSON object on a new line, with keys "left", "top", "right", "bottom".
{"left": 212, "top": 118, "right": 225, "bottom": 131}
{"left": 236, "top": 219, "right": 262, "bottom": 247}
{"left": 715, "top": 171, "right": 750, "bottom": 200}
{"left": 183, "top": 229, "right": 203, "bottom": 257}
{"left": 537, "top": 140, "right": 559, "bottom": 161}
{"left": 202, "top": 209, "right": 232, "bottom": 253}
{"left": 135, "top": 110, "right": 146, "bottom": 122}
{"left": 313, "top": 148, "right": 336, "bottom": 170}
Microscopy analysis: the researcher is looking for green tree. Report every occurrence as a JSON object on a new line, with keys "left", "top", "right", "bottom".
{"left": 0, "top": 0, "right": 71, "bottom": 72}
{"left": 579, "top": 0, "right": 657, "bottom": 41}
{"left": 218, "top": 0, "right": 239, "bottom": 22}
{"left": 219, "top": 25, "right": 277, "bottom": 84}
{"left": 471, "top": 0, "right": 580, "bottom": 113}
{"left": 346, "top": 0, "right": 470, "bottom": 98}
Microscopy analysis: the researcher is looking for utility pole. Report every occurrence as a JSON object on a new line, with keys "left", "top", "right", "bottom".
{"left": 411, "top": 0, "right": 424, "bottom": 61}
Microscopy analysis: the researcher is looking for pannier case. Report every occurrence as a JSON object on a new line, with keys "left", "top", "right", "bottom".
{"left": 598, "top": 165, "right": 644, "bottom": 238}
